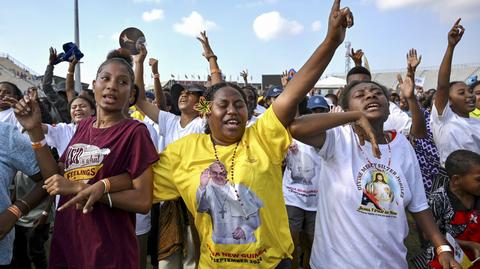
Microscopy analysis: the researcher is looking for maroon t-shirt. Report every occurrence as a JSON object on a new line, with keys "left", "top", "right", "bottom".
{"left": 49, "top": 116, "right": 159, "bottom": 269}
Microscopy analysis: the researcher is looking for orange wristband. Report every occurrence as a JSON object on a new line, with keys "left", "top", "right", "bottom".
{"left": 7, "top": 205, "right": 22, "bottom": 219}
{"left": 31, "top": 139, "right": 47, "bottom": 150}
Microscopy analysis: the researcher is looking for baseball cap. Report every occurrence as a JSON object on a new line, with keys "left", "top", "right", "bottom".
{"left": 265, "top": 86, "right": 283, "bottom": 98}
{"left": 171, "top": 83, "right": 205, "bottom": 107}
{"left": 307, "top": 95, "right": 329, "bottom": 110}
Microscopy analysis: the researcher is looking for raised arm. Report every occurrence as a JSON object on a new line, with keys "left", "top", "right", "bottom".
{"left": 65, "top": 57, "right": 79, "bottom": 104}
{"left": 402, "top": 49, "right": 426, "bottom": 138}
{"left": 273, "top": 0, "right": 353, "bottom": 127}
{"left": 434, "top": 18, "right": 464, "bottom": 115}
{"left": 197, "top": 31, "right": 223, "bottom": 85}
{"left": 149, "top": 58, "right": 166, "bottom": 110}
{"left": 240, "top": 70, "right": 249, "bottom": 85}
{"left": 133, "top": 45, "right": 161, "bottom": 123}
{"left": 349, "top": 48, "right": 364, "bottom": 67}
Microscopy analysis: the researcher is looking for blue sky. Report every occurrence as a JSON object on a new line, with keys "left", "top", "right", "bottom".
{"left": 0, "top": 0, "right": 478, "bottom": 86}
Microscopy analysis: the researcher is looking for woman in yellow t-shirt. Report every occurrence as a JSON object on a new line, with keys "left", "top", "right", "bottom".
{"left": 152, "top": 2, "right": 354, "bottom": 268}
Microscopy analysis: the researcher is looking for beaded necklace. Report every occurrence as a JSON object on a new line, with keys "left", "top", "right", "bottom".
{"left": 211, "top": 136, "right": 252, "bottom": 219}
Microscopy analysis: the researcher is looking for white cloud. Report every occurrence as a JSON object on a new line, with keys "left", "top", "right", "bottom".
{"left": 373, "top": 0, "right": 480, "bottom": 20}
{"left": 173, "top": 11, "right": 217, "bottom": 37}
{"left": 253, "top": 11, "right": 303, "bottom": 41}
{"left": 142, "top": 9, "right": 164, "bottom": 22}
{"left": 311, "top": 20, "right": 322, "bottom": 32}
{"left": 236, "top": 0, "right": 279, "bottom": 8}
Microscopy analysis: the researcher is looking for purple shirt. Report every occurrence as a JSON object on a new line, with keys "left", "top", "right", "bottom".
{"left": 49, "top": 116, "right": 159, "bottom": 269}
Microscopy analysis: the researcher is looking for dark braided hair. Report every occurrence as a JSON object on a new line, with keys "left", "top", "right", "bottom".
{"left": 203, "top": 82, "right": 248, "bottom": 134}
{"left": 96, "top": 49, "right": 135, "bottom": 90}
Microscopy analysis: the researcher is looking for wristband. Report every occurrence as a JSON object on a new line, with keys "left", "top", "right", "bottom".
{"left": 67, "top": 71, "right": 74, "bottom": 76}
{"left": 436, "top": 245, "right": 452, "bottom": 255}
{"left": 106, "top": 193, "right": 113, "bottom": 208}
{"left": 152, "top": 73, "right": 160, "bottom": 79}
{"left": 41, "top": 211, "right": 49, "bottom": 217}
{"left": 7, "top": 205, "right": 22, "bottom": 220}
{"left": 31, "top": 139, "right": 47, "bottom": 150}
{"left": 206, "top": 55, "right": 217, "bottom": 61}
{"left": 101, "top": 179, "right": 111, "bottom": 194}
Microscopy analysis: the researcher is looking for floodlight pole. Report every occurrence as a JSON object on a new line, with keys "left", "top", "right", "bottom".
{"left": 74, "top": 0, "right": 82, "bottom": 93}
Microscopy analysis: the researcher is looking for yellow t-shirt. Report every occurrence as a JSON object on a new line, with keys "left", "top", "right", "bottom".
{"left": 153, "top": 107, "right": 294, "bottom": 268}
{"left": 470, "top": 108, "right": 480, "bottom": 119}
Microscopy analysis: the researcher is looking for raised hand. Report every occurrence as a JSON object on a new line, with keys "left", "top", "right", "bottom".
{"left": 49, "top": 47, "right": 57, "bottom": 65}
{"left": 134, "top": 43, "right": 147, "bottom": 64}
{"left": 349, "top": 48, "right": 363, "bottom": 67}
{"left": 240, "top": 69, "right": 248, "bottom": 84}
{"left": 281, "top": 70, "right": 289, "bottom": 88}
{"left": 197, "top": 31, "right": 216, "bottom": 61}
{"left": 149, "top": 58, "right": 159, "bottom": 74}
{"left": 407, "top": 48, "right": 422, "bottom": 74}
{"left": 199, "top": 168, "right": 210, "bottom": 189}
{"left": 326, "top": 0, "right": 354, "bottom": 46}
{"left": 448, "top": 18, "right": 465, "bottom": 47}
{"left": 352, "top": 114, "right": 381, "bottom": 159}
{"left": 2, "top": 88, "right": 42, "bottom": 131}
{"left": 397, "top": 74, "right": 414, "bottom": 100}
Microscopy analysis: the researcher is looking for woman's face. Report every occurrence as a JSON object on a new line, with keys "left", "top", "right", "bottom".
{"left": 449, "top": 82, "right": 475, "bottom": 116}
{"left": 70, "top": 98, "right": 94, "bottom": 124}
{"left": 208, "top": 87, "right": 248, "bottom": 145}
{"left": 347, "top": 82, "right": 389, "bottom": 123}
{"left": 473, "top": 84, "right": 480, "bottom": 109}
{"left": 93, "top": 61, "right": 134, "bottom": 114}
{"left": 0, "top": 84, "right": 17, "bottom": 110}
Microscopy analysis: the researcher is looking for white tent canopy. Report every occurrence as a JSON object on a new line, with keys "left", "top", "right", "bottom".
{"left": 315, "top": 76, "right": 346, "bottom": 88}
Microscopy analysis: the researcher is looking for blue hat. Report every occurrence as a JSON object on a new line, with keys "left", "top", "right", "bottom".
{"left": 466, "top": 75, "right": 478, "bottom": 87}
{"left": 307, "top": 95, "right": 329, "bottom": 110}
{"left": 145, "top": 91, "right": 155, "bottom": 100}
{"left": 52, "top": 42, "right": 84, "bottom": 65}
{"left": 265, "top": 86, "right": 283, "bottom": 98}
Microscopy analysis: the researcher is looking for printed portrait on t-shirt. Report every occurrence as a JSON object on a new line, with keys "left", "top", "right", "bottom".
{"left": 285, "top": 142, "right": 316, "bottom": 185}
{"left": 196, "top": 161, "right": 263, "bottom": 244}
{"left": 356, "top": 164, "right": 405, "bottom": 218}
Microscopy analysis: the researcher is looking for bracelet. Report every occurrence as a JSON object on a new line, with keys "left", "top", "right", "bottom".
{"left": 7, "top": 205, "right": 22, "bottom": 220}
{"left": 31, "top": 138, "right": 47, "bottom": 150}
{"left": 206, "top": 55, "right": 217, "bottom": 61}
{"left": 101, "top": 178, "right": 111, "bottom": 194}
{"left": 41, "top": 210, "right": 49, "bottom": 217}
{"left": 106, "top": 193, "right": 113, "bottom": 208}
{"left": 67, "top": 71, "right": 74, "bottom": 76}
{"left": 152, "top": 73, "right": 160, "bottom": 79}
{"left": 16, "top": 199, "right": 31, "bottom": 214}
{"left": 436, "top": 245, "right": 452, "bottom": 255}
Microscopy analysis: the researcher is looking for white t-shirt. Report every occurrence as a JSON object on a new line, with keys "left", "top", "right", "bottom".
{"left": 430, "top": 102, "right": 480, "bottom": 166}
{"left": 310, "top": 126, "right": 428, "bottom": 269}
{"left": 46, "top": 123, "right": 76, "bottom": 157}
{"left": 384, "top": 102, "right": 412, "bottom": 136}
{"left": 247, "top": 115, "right": 258, "bottom": 127}
{"left": 282, "top": 140, "right": 320, "bottom": 211}
{"left": 0, "top": 108, "right": 22, "bottom": 131}
{"left": 158, "top": 110, "right": 206, "bottom": 147}
{"left": 254, "top": 104, "right": 267, "bottom": 115}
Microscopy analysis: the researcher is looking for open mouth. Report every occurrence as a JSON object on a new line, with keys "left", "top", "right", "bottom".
{"left": 103, "top": 94, "right": 117, "bottom": 104}
{"left": 364, "top": 102, "right": 381, "bottom": 111}
{"left": 224, "top": 119, "right": 240, "bottom": 128}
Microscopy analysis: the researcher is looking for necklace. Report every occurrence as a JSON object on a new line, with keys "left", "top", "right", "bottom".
{"left": 354, "top": 129, "right": 392, "bottom": 169}
{"left": 211, "top": 136, "right": 252, "bottom": 219}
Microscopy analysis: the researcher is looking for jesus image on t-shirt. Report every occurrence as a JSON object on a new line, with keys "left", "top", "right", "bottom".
{"left": 196, "top": 161, "right": 263, "bottom": 244}
{"left": 365, "top": 172, "right": 394, "bottom": 209}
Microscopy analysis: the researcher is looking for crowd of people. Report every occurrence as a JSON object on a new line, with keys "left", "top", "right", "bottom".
{"left": 0, "top": 1, "right": 479, "bottom": 268}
